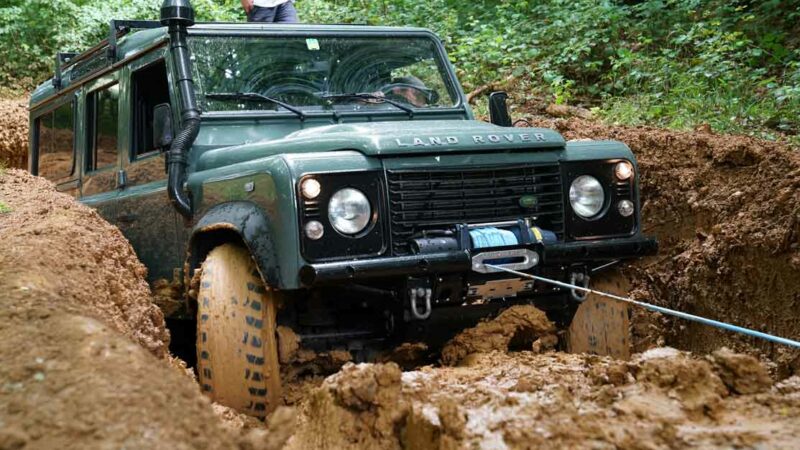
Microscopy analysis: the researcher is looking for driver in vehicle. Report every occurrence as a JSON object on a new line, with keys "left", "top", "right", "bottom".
{"left": 383, "top": 75, "right": 434, "bottom": 107}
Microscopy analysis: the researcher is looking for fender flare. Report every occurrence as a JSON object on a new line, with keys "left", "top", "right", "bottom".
{"left": 188, "top": 201, "right": 282, "bottom": 287}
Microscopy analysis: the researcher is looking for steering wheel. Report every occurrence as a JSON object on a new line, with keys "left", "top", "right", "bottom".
{"left": 379, "top": 83, "right": 439, "bottom": 104}
{"left": 262, "top": 83, "right": 321, "bottom": 104}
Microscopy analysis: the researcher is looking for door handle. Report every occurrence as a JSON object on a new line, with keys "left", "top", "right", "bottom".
{"left": 117, "top": 169, "right": 128, "bottom": 190}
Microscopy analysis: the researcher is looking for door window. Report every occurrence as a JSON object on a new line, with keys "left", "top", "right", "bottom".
{"left": 132, "top": 60, "right": 170, "bottom": 158}
{"left": 35, "top": 101, "right": 75, "bottom": 182}
{"left": 86, "top": 83, "right": 120, "bottom": 171}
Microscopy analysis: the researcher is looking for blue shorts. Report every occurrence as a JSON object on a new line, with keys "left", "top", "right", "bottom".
{"left": 248, "top": 2, "right": 299, "bottom": 23}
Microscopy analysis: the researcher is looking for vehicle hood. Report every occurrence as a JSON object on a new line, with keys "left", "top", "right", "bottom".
{"left": 195, "top": 120, "right": 565, "bottom": 171}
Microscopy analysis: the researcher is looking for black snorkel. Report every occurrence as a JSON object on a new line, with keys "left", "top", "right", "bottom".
{"left": 161, "top": 0, "right": 199, "bottom": 218}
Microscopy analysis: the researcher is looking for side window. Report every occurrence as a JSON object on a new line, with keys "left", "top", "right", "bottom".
{"left": 132, "top": 60, "right": 170, "bottom": 158}
{"left": 86, "top": 83, "right": 120, "bottom": 171}
{"left": 36, "top": 101, "right": 75, "bottom": 182}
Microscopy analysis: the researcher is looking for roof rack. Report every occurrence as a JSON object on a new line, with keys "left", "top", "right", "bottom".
{"left": 52, "top": 52, "right": 78, "bottom": 89}
{"left": 52, "top": 19, "right": 163, "bottom": 90}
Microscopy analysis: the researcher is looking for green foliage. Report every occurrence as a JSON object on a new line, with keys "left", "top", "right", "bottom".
{"left": 1, "top": 0, "right": 798, "bottom": 141}
{"left": 0, "top": 202, "right": 10, "bottom": 214}
{"left": 0, "top": 0, "right": 242, "bottom": 93}
{"left": 302, "top": 0, "right": 800, "bottom": 140}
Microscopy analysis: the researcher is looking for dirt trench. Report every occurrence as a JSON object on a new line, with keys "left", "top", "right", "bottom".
{"left": 520, "top": 116, "right": 800, "bottom": 374}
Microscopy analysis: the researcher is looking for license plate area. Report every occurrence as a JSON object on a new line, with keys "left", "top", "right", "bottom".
{"left": 467, "top": 278, "right": 534, "bottom": 300}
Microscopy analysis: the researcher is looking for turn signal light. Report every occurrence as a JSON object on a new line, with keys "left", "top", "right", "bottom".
{"left": 301, "top": 178, "right": 321, "bottom": 199}
{"left": 614, "top": 161, "right": 633, "bottom": 181}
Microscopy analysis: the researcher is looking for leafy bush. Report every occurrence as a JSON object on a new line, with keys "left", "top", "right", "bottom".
{"left": 0, "top": 0, "right": 241, "bottom": 94}
{"left": 302, "top": 0, "right": 800, "bottom": 140}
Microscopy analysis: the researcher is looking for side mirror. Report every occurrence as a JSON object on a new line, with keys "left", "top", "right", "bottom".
{"left": 488, "top": 91, "right": 512, "bottom": 127}
{"left": 153, "top": 103, "right": 174, "bottom": 150}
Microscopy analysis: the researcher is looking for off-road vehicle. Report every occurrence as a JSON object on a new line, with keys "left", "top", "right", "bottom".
{"left": 29, "top": 0, "right": 656, "bottom": 417}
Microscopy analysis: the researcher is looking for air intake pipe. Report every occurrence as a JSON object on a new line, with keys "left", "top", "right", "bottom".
{"left": 161, "top": 0, "right": 199, "bottom": 218}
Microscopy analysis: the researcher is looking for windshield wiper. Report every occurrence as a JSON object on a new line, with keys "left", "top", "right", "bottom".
{"left": 318, "top": 92, "right": 414, "bottom": 117}
{"left": 205, "top": 92, "right": 306, "bottom": 120}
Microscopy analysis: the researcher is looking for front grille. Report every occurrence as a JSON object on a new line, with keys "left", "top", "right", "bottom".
{"left": 387, "top": 164, "right": 565, "bottom": 255}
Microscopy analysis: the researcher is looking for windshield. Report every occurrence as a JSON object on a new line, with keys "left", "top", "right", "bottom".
{"left": 189, "top": 35, "right": 459, "bottom": 114}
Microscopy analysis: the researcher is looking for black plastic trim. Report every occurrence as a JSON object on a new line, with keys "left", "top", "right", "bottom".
{"left": 297, "top": 170, "right": 389, "bottom": 262}
{"left": 562, "top": 159, "right": 638, "bottom": 240}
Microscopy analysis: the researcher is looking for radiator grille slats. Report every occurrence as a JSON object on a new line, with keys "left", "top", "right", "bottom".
{"left": 387, "top": 165, "right": 565, "bottom": 255}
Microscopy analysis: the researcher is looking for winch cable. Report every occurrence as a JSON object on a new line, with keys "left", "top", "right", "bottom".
{"left": 483, "top": 263, "right": 800, "bottom": 349}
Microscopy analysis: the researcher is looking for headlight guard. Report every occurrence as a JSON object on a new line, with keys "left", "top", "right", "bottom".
{"left": 297, "top": 171, "right": 386, "bottom": 262}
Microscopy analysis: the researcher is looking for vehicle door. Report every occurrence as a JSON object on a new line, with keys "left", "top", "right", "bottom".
{"left": 80, "top": 73, "right": 122, "bottom": 221}
{"left": 115, "top": 49, "right": 183, "bottom": 283}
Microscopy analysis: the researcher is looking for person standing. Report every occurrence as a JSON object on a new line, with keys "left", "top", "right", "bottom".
{"left": 242, "top": 0, "right": 299, "bottom": 23}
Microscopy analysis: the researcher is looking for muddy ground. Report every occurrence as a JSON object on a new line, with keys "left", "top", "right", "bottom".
{"left": 0, "top": 169, "right": 238, "bottom": 449}
{"left": 2, "top": 98, "right": 800, "bottom": 449}
{"left": 0, "top": 99, "right": 27, "bottom": 169}
{"left": 522, "top": 114, "right": 800, "bottom": 375}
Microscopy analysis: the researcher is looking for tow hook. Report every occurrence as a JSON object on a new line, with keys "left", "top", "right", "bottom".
{"left": 409, "top": 287, "right": 432, "bottom": 320}
{"left": 570, "top": 271, "right": 590, "bottom": 302}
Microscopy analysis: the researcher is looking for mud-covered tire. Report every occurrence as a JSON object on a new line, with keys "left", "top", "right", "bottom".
{"left": 196, "top": 244, "right": 282, "bottom": 418}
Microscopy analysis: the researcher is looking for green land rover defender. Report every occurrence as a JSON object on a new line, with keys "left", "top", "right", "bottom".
{"left": 29, "top": 0, "right": 656, "bottom": 417}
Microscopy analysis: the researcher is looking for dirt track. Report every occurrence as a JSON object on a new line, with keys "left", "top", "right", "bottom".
{"left": 2, "top": 101, "right": 800, "bottom": 448}
{"left": 286, "top": 348, "right": 800, "bottom": 449}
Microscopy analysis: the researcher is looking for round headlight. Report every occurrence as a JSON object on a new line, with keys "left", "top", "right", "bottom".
{"left": 328, "top": 188, "right": 371, "bottom": 235}
{"left": 569, "top": 175, "right": 605, "bottom": 218}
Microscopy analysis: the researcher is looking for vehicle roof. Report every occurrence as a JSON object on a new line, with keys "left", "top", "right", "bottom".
{"left": 30, "top": 23, "right": 438, "bottom": 108}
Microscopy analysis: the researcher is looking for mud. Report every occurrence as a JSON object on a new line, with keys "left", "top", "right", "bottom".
{"left": 441, "top": 305, "right": 556, "bottom": 366}
{"left": 0, "top": 169, "right": 240, "bottom": 449}
{"left": 0, "top": 99, "right": 27, "bottom": 169}
{"left": 523, "top": 116, "right": 800, "bottom": 374}
{"left": 285, "top": 362, "right": 408, "bottom": 450}
{"left": 284, "top": 348, "right": 800, "bottom": 449}
{"left": 0, "top": 169, "right": 169, "bottom": 356}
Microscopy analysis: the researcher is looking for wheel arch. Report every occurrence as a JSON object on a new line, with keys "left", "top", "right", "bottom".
{"left": 188, "top": 201, "right": 282, "bottom": 287}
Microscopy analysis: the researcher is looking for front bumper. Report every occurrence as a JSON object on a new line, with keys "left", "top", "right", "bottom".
{"left": 299, "top": 235, "right": 657, "bottom": 286}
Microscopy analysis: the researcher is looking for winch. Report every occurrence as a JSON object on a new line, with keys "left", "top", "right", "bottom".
{"left": 405, "top": 219, "right": 563, "bottom": 320}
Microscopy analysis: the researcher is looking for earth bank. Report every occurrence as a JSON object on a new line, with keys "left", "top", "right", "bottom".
{"left": 0, "top": 169, "right": 241, "bottom": 449}
{"left": 522, "top": 115, "right": 800, "bottom": 374}
{"left": 0, "top": 99, "right": 27, "bottom": 169}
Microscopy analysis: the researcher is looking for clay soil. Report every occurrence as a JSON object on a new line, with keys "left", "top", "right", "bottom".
{"left": 521, "top": 115, "right": 800, "bottom": 375}
{"left": 0, "top": 99, "right": 27, "bottom": 169}
{"left": 0, "top": 169, "right": 244, "bottom": 449}
{"left": 2, "top": 100, "right": 800, "bottom": 449}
